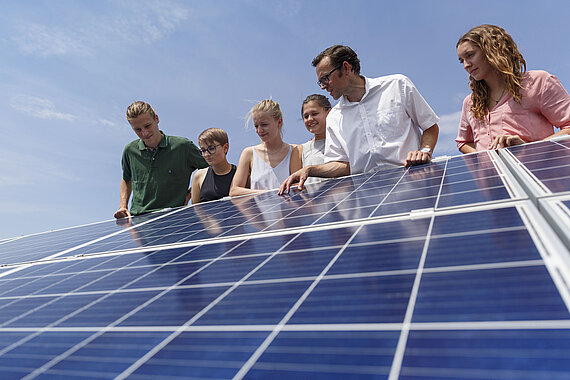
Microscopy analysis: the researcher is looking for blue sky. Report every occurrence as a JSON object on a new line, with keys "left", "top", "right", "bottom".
{"left": 1, "top": 0, "right": 569, "bottom": 239}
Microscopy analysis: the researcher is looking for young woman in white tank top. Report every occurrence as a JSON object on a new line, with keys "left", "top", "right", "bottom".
{"left": 230, "top": 99, "right": 302, "bottom": 197}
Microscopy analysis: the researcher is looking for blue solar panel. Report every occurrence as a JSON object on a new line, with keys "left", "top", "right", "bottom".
{"left": 506, "top": 139, "right": 570, "bottom": 194}
{"left": 0, "top": 146, "right": 569, "bottom": 379}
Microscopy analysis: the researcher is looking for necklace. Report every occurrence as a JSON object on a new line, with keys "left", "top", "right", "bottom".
{"left": 490, "top": 86, "right": 507, "bottom": 106}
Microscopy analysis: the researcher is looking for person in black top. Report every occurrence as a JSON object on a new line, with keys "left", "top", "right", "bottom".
{"left": 190, "top": 128, "right": 236, "bottom": 203}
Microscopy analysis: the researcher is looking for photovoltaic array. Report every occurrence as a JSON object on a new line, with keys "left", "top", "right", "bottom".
{"left": 0, "top": 138, "right": 569, "bottom": 379}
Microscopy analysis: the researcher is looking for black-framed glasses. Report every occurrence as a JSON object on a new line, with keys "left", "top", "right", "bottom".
{"left": 199, "top": 144, "right": 222, "bottom": 155}
{"left": 317, "top": 65, "right": 342, "bottom": 87}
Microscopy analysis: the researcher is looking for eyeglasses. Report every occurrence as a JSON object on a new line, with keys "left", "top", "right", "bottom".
{"left": 317, "top": 65, "right": 342, "bottom": 87}
{"left": 199, "top": 144, "right": 222, "bottom": 155}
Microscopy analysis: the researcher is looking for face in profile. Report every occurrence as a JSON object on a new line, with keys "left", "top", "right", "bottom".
{"left": 253, "top": 111, "right": 282, "bottom": 142}
{"left": 457, "top": 41, "right": 495, "bottom": 82}
{"left": 315, "top": 57, "right": 345, "bottom": 100}
{"left": 302, "top": 100, "right": 329, "bottom": 139}
{"left": 199, "top": 140, "right": 228, "bottom": 166}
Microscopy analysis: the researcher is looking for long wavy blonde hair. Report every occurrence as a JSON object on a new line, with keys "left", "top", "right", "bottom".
{"left": 457, "top": 24, "right": 526, "bottom": 120}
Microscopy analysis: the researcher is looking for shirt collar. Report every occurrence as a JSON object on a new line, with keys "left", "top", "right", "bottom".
{"left": 137, "top": 131, "right": 167, "bottom": 151}
{"left": 339, "top": 76, "right": 370, "bottom": 107}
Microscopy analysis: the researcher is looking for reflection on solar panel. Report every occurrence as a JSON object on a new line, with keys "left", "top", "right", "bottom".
{"left": 1, "top": 139, "right": 569, "bottom": 379}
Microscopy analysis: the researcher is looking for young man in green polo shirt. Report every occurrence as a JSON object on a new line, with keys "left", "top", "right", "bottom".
{"left": 114, "top": 101, "right": 207, "bottom": 219}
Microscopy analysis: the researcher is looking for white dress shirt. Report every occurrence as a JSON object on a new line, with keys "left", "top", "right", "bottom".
{"left": 325, "top": 74, "right": 439, "bottom": 173}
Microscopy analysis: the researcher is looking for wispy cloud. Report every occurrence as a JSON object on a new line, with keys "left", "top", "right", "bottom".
{"left": 99, "top": 119, "right": 118, "bottom": 127}
{"left": 12, "top": 24, "right": 91, "bottom": 57}
{"left": 10, "top": 95, "right": 75, "bottom": 121}
{"left": 11, "top": 0, "right": 189, "bottom": 57}
{"left": 438, "top": 111, "right": 462, "bottom": 135}
{"left": 0, "top": 149, "right": 81, "bottom": 188}
{"left": 434, "top": 111, "right": 461, "bottom": 157}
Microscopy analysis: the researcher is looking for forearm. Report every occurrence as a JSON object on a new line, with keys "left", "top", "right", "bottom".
{"left": 459, "top": 143, "right": 476, "bottom": 154}
{"left": 307, "top": 161, "right": 350, "bottom": 178}
{"left": 119, "top": 179, "right": 132, "bottom": 209}
{"left": 229, "top": 186, "right": 269, "bottom": 197}
{"left": 545, "top": 127, "right": 570, "bottom": 140}
{"left": 420, "top": 124, "right": 439, "bottom": 151}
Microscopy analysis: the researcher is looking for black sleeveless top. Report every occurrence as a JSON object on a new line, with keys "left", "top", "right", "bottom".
{"left": 199, "top": 165, "right": 237, "bottom": 202}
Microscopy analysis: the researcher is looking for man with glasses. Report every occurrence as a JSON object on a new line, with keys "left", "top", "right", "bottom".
{"left": 279, "top": 45, "right": 439, "bottom": 194}
{"left": 114, "top": 101, "right": 207, "bottom": 219}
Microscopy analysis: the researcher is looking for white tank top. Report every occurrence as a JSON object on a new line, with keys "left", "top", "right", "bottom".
{"left": 301, "top": 139, "right": 326, "bottom": 166}
{"left": 301, "top": 139, "right": 326, "bottom": 186}
{"left": 250, "top": 145, "right": 292, "bottom": 190}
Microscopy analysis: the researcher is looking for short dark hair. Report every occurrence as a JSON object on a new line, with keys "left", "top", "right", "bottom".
{"left": 312, "top": 45, "right": 360, "bottom": 75}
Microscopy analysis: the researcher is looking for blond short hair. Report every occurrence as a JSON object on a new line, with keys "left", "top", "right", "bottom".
{"left": 126, "top": 101, "right": 157, "bottom": 121}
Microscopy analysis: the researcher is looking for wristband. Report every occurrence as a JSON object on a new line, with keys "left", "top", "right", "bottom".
{"left": 420, "top": 147, "right": 432, "bottom": 155}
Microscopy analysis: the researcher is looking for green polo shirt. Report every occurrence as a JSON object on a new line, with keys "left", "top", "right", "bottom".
{"left": 121, "top": 132, "right": 207, "bottom": 215}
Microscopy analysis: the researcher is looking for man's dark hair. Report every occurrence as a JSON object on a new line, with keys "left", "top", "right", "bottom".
{"left": 312, "top": 45, "right": 361, "bottom": 75}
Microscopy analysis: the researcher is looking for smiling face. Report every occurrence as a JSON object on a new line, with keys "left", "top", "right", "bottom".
{"left": 253, "top": 111, "right": 282, "bottom": 142}
{"left": 302, "top": 100, "right": 329, "bottom": 140}
{"left": 129, "top": 112, "right": 161, "bottom": 148}
{"left": 315, "top": 57, "right": 347, "bottom": 100}
{"left": 457, "top": 41, "right": 495, "bottom": 82}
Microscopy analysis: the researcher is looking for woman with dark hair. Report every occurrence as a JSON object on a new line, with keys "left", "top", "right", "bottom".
{"left": 297, "top": 94, "right": 332, "bottom": 186}
{"left": 456, "top": 24, "right": 570, "bottom": 152}
{"left": 300, "top": 94, "right": 331, "bottom": 165}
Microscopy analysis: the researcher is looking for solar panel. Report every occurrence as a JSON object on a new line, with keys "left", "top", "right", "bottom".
{"left": 0, "top": 139, "right": 569, "bottom": 379}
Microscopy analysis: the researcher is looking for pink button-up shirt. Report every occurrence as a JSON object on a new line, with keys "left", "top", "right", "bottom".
{"left": 456, "top": 70, "right": 570, "bottom": 151}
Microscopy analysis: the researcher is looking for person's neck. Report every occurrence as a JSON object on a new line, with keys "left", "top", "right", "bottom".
{"left": 211, "top": 160, "right": 232, "bottom": 175}
{"left": 345, "top": 75, "right": 366, "bottom": 103}
{"left": 485, "top": 72, "right": 506, "bottom": 96}
{"left": 262, "top": 137, "right": 286, "bottom": 151}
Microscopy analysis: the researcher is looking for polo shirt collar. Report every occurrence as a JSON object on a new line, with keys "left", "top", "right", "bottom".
{"left": 137, "top": 131, "right": 167, "bottom": 151}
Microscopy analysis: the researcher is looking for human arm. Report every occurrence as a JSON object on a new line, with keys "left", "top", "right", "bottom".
{"left": 290, "top": 144, "right": 303, "bottom": 174}
{"left": 278, "top": 161, "right": 350, "bottom": 195}
{"left": 190, "top": 168, "right": 207, "bottom": 205}
{"left": 404, "top": 124, "right": 439, "bottom": 166}
{"left": 229, "top": 147, "right": 267, "bottom": 197}
{"left": 459, "top": 143, "right": 477, "bottom": 154}
{"left": 456, "top": 96, "right": 476, "bottom": 154}
{"left": 489, "top": 127, "right": 570, "bottom": 149}
{"left": 114, "top": 178, "right": 132, "bottom": 219}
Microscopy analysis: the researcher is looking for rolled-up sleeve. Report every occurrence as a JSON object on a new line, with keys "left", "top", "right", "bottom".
{"left": 324, "top": 111, "right": 349, "bottom": 163}
{"left": 456, "top": 96, "right": 474, "bottom": 150}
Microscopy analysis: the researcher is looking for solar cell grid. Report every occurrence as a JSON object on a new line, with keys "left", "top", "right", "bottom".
{"left": 506, "top": 139, "right": 570, "bottom": 194}
{"left": 36, "top": 152, "right": 516, "bottom": 260}
{"left": 0, "top": 145, "right": 569, "bottom": 378}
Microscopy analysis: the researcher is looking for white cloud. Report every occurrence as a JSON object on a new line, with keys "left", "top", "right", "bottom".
{"left": 438, "top": 111, "right": 462, "bottom": 135}
{"left": 11, "top": 0, "right": 189, "bottom": 57}
{"left": 99, "top": 119, "right": 118, "bottom": 127}
{"left": 12, "top": 23, "right": 91, "bottom": 57}
{"left": 10, "top": 95, "right": 75, "bottom": 121}
{"left": 434, "top": 111, "right": 462, "bottom": 157}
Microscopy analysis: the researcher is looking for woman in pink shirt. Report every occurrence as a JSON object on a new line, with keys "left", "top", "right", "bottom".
{"left": 456, "top": 24, "right": 570, "bottom": 153}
